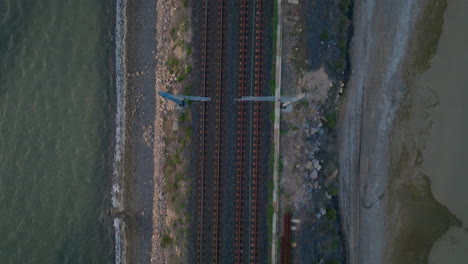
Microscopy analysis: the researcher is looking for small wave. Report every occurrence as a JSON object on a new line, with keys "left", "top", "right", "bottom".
{"left": 113, "top": 217, "right": 126, "bottom": 264}
{"left": 113, "top": 0, "right": 127, "bottom": 263}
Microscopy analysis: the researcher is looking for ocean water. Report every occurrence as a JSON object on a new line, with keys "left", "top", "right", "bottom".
{"left": 387, "top": 0, "right": 468, "bottom": 262}
{"left": 0, "top": 0, "right": 115, "bottom": 263}
{"left": 420, "top": 0, "right": 468, "bottom": 261}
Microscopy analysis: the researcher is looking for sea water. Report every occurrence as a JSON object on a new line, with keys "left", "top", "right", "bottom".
{"left": 0, "top": 0, "right": 115, "bottom": 263}
{"left": 419, "top": 0, "right": 468, "bottom": 261}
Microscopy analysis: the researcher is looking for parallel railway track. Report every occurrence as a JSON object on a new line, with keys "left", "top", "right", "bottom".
{"left": 195, "top": 0, "right": 267, "bottom": 262}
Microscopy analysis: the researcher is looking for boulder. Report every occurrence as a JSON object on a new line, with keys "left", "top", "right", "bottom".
{"left": 312, "top": 159, "right": 320, "bottom": 169}
{"left": 311, "top": 170, "right": 318, "bottom": 180}
{"left": 313, "top": 181, "right": 319, "bottom": 189}
{"left": 327, "top": 169, "right": 339, "bottom": 181}
{"left": 320, "top": 208, "right": 326, "bottom": 216}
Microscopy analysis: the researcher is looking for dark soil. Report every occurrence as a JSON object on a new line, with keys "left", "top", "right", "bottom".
{"left": 280, "top": 0, "right": 353, "bottom": 263}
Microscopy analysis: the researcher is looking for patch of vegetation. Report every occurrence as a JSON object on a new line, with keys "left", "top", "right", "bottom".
{"left": 179, "top": 110, "right": 189, "bottom": 122}
{"left": 170, "top": 27, "right": 178, "bottom": 40}
{"left": 183, "top": 84, "right": 193, "bottom": 94}
{"left": 320, "top": 31, "right": 330, "bottom": 41}
{"left": 334, "top": 58, "right": 346, "bottom": 74}
{"left": 173, "top": 152, "right": 182, "bottom": 165}
{"left": 166, "top": 157, "right": 176, "bottom": 171}
{"left": 161, "top": 235, "right": 173, "bottom": 248}
{"left": 176, "top": 74, "right": 188, "bottom": 82}
{"left": 337, "top": 39, "right": 347, "bottom": 57}
{"left": 166, "top": 56, "right": 179, "bottom": 74}
{"left": 180, "top": 18, "right": 189, "bottom": 33}
{"left": 326, "top": 209, "right": 337, "bottom": 221}
{"left": 328, "top": 184, "right": 338, "bottom": 196}
{"left": 186, "top": 45, "right": 192, "bottom": 56}
{"left": 185, "top": 65, "right": 192, "bottom": 74}
{"left": 279, "top": 157, "right": 284, "bottom": 173}
{"left": 339, "top": 0, "right": 351, "bottom": 15}
{"left": 185, "top": 127, "right": 192, "bottom": 140}
{"left": 325, "top": 111, "right": 337, "bottom": 129}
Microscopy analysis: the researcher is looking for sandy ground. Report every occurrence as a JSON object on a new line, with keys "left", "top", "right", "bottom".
{"left": 338, "top": 0, "right": 423, "bottom": 263}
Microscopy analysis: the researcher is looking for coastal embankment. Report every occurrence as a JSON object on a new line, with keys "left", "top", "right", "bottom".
{"left": 339, "top": 0, "right": 466, "bottom": 263}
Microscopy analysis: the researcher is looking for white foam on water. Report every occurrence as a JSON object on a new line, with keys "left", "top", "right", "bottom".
{"left": 113, "top": 0, "right": 127, "bottom": 210}
{"left": 113, "top": 217, "right": 126, "bottom": 264}
{"left": 113, "top": 0, "right": 127, "bottom": 263}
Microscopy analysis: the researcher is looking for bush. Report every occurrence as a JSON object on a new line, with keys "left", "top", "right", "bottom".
{"left": 170, "top": 27, "right": 177, "bottom": 39}
{"left": 328, "top": 185, "right": 338, "bottom": 196}
{"left": 166, "top": 56, "right": 179, "bottom": 74}
{"left": 332, "top": 240, "right": 339, "bottom": 250}
{"left": 334, "top": 58, "right": 346, "bottom": 73}
{"left": 179, "top": 110, "right": 188, "bottom": 122}
{"left": 186, "top": 45, "right": 192, "bottom": 56}
{"left": 176, "top": 74, "right": 187, "bottom": 82}
{"left": 326, "top": 209, "right": 337, "bottom": 221}
{"left": 325, "top": 112, "right": 337, "bottom": 128}
{"left": 161, "top": 235, "right": 173, "bottom": 248}
{"left": 339, "top": 0, "right": 351, "bottom": 15}
{"left": 185, "top": 65, "right": 192, "bottom": 74}
{"left": 320, "top": 31, "right": 330, "bottom": 41}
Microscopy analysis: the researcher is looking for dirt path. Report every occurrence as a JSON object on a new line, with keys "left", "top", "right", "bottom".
{"left": 338, "top": 0, "right": 421, "bottom": 263}
{"left": 271, "top": 0, "right": 283, "bottom": 262}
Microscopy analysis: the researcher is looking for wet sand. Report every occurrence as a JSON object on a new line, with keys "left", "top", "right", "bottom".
{"left": 338, "top": 0, "right": 418, "bottom": 262}
{"left": 340, "top": 0, "right": 467, "bottom": 263}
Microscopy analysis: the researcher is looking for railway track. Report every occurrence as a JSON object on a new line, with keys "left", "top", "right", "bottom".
{"left": 234, "top": 0, "right": 248, "bottom": 262}
{"left": 196, "top": 0, "right": 224, "bottom": 263}
{"left": 251, "top": 0, "right": 264, "bottom": 262}
{"left": 195, "top": 0, "right": 267, "bottom": 262}
{"left": 234, "top": 0, "right": 265, "bottom": 263}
